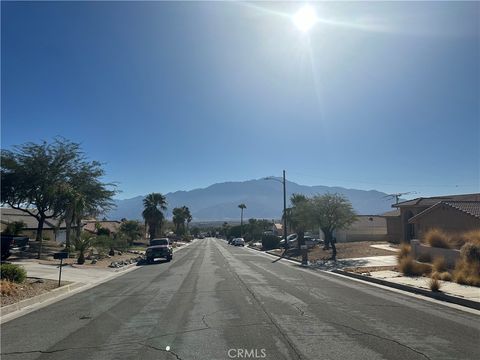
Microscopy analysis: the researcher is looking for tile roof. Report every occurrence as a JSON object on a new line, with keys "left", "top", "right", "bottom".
{"left": 443, "top": 201, "right": 480, "bottom": 219}
{"left": 394, "top": 193, "right": 480, "bottom": 208}
{"left": 83, "top": 220, "right": 121, "bottom": 234}
{"left": 408, "top": 201, "right": 480, "bottom": 223}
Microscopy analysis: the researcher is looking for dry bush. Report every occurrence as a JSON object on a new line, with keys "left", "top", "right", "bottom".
{"left": 0, "top": 280, "right": 19, "bottom": 297}
{"left": 428, "top": 277, "right": 442, "bottom": 292}
{"left": 449, "top": 230, "right": 480, "bottom": 249}
{"left": 460, "top": 242, "right": 480, "bottom": 264}
{"left": 433, "top": 257, "right": 448, "bottom": 272}
{"left": 397, "top": 243, "right": 411, "bottom": 262}
{"left": 423, "top": 229, "right": 450, "bottom": 249}
{"left": 399, "top": 256, "right": 432, "bottom": 277}
{"left": 432, "top": 271, "right": 452, "bottom": 282}
{"left": 453, "top": 259, "right": 480, "bottom": 287}
{"left": 417, "top": 253, "right": 432, "bottom": 263}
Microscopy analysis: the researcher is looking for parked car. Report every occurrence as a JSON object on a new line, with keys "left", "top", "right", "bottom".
{"left": 146, "top": 238, "right": 173, "bottom": 263}
{"left": 232, "top": 238, "right": 245, "bottom": 246}
{"left": 279, "top": 234, "right": 298, "bottom": 248}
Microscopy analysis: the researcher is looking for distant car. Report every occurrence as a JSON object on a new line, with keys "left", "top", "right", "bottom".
{"left": 279, "top": 234, "right": 298, "bottom": 248}
{"left": 146, "top": 238, "right": 173, "bottom": 263}
{"left": 232, "top": 238, "right": 245, "bottom": 246}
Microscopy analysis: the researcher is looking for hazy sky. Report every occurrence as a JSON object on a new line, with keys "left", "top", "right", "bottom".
{"left": 2, "top": 1, "right": 479, "bottom": 199}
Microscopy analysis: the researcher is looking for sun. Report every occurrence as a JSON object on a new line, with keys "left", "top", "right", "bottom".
{"left": 292, "top": 5, "right": 318, "bottom": 33}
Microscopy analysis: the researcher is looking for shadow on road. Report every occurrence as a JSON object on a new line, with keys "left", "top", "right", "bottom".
{"left": 136, "top": 259, "right": 170, "bottom": 266}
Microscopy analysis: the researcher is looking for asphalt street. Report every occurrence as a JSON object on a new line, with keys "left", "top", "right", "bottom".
{"left": 1, "top": 238, "right": 479, "bottom": 360}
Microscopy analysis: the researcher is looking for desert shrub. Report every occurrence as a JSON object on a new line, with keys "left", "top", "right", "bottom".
{"left": 398, "top": 256, "right": 432, "bottom": 277}
{"left": 453, "top": 259, "right": 480, "bottom": 287}
{"left": 460, "top": 243, "right": 480, "bottom": 264}
{"left": 463, "top": 230, "right": 480, "bottom": 244}
{"left": 417, "top": 253, "right": 432, "bottom": 263}
{"left": 397, "top": 243, "right": 411, "bottom": 262}
{"left": 428, "top": 277, "right": 441, "bottom": 292}
{"left": 94, "top": 235, "right": 113, "bottom": 255}
{"left": 423, "top": 229, "right": 450, "bottom": 249}
{"left": 438, "top": 272, "right": 452, "bottom": 281}
{"left": 0, "top": 280, "right": 19, "bottom": 296}
{"left": 431, "top": 271, "right": 452, "bottom": 281}
{"left": 0, "top": 263, "right": 27, "bottom": 283}
{"left": 433, "top": 257, "right": 448, "bottom": 272}
{"left": 262, "top": 235, "right": 280, "bottom": 250}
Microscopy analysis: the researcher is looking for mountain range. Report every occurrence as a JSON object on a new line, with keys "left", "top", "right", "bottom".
{"left": 106, "top": 178, "right": 396, "bottom": 221}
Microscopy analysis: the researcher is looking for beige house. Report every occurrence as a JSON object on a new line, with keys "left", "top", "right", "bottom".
{"left": 0, "top": 208, "right": 67, "bottom": 243}
{"left": 386, "top": 193, "right": 480, "bottom": 243}
{"left": 408, "top": 201, "right": 480, "bottom": 239}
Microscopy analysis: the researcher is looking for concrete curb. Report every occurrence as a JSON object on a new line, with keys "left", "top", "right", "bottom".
{"left": 1, "top": 282, "right": 85, "bottom": 316}
{"left": 332, "top": 269, "right": 480, "bottom": 311}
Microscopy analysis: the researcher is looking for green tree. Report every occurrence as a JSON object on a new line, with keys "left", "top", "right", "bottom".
{"left": 172, "top": 206, "right": 192, "bottom": 235}
{"left": 119, "top": 220, "right": 143, "bottom": 245}
{"left": 238, "top": 204, "right": 246, "bottom": 237}
{"left": 0, "top": 139, "right": 116, "bottom": 258}
{"left": 2, "top": 221, "right": 26, "bottom": 236}
{"left": 57, "top": 160, "right": 116, "bottom": 251}
{"left": 142, "top": 193, "right": 167, "bottom": 240}
{"left": 289, "top": 194, "right": 312, "bottom": 249}
{"left": 310, "top": 193, "right": 357, "bottom": 249}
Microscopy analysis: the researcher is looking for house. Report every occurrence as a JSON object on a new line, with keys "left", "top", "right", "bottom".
{"left": 389, "top": 193, "right": 480, "bottom": 243}
{"left": 83, "top": 220, "right": 122, "bottom": 235}
{"left": 408, "top": 201, "right": 480, "bottom": 239}
{"left": 0, "top": 207, "right": 67, "bottom": 243}
{"left": 272, "top": 223, "right": 283, "bottom": 236}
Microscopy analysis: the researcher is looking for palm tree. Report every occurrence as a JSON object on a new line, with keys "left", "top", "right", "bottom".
{"left": 238, "top": 204, "right": 246, "bottom": 237}
{"left": 183, "top": 206, "right": 192, "bottom": 234}
{"left": 142, "top": 193, "right": 167, "bottom": 240}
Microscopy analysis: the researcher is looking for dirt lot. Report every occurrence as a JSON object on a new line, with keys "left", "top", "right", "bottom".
{"left": 0, "top": 278, "right": 70, "bottom": 307}
{"left": 271, "top": 241, "right": 398, "bottom": 261}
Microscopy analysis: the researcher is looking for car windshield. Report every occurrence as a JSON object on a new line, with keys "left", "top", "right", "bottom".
{"left": 150, "top": 239, "right": 169, "bottom": 246}
{"left": 2, "top": 2, "right": 479, "bottom": 360}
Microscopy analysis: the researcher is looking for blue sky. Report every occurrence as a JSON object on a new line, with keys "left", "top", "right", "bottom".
{"left": 2, "top": 1, "right": 479, "bottom": 200}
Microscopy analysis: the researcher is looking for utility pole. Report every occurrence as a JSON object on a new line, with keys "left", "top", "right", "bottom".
{"left": 283, "top": 170, "right": 288, "bottom": 250}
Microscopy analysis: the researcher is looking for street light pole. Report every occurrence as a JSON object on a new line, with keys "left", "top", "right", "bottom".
{"left": 264, "top": 172, "right": 288, "bottom": 250}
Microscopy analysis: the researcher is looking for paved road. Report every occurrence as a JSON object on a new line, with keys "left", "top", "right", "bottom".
{"left": 2, "top": 238, "right": 479, "bottom": 360}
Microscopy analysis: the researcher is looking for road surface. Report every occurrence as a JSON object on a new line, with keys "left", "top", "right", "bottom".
{"left": 2, "top": 238, "right": 479, "bottom": 360}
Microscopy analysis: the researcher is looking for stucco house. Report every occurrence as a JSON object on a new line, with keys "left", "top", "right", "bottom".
{"left": 0, "top": 207, "right": 67, "bottom": 243}
{"left": 386, "top": 193, "right": 480, "bottom": 243}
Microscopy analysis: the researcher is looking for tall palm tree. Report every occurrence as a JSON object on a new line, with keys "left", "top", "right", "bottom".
{"left": 238, "top": 203, "right": 246, "bottom": 237}
{"left": 142, "top": 193, "right": 167, "bottom": 240}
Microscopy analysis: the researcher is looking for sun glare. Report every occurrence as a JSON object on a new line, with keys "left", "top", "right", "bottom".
{"left": 292, "top": 5, "right": 318, "bottom": 33}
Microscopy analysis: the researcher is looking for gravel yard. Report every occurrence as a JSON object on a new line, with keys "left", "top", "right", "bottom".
{"left": 270, "top": 241, "right": 398, "bottom": 261}
{"left": 0, "top": 278, "right": 70, "bottom": 307}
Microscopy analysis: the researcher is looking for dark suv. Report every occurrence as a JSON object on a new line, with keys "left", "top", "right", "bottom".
{"left": 146, "top": 238, "right": 173, "bottom": 263}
